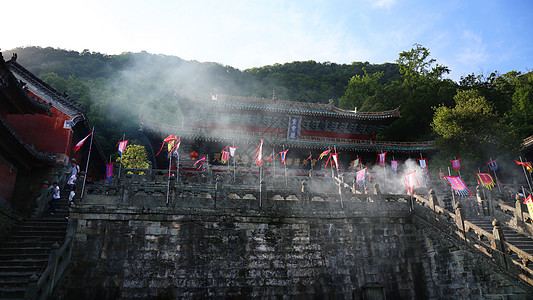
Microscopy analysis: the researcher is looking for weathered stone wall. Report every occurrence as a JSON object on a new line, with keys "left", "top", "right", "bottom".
{"left": 64, "top": 197, "right": 427, "bottom": 299}
{"left": 62, "top": 194, "right": 533, "bottom": 299}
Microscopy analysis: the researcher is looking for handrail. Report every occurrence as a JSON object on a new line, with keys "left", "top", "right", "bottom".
{"left": 24, "top": 221, "right": 76, "bottom": 300}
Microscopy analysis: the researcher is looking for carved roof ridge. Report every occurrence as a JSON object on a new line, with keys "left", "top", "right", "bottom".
{"left": 6, "top": 57, "right": 85, "bottom": 115}
{"left": 178, "top": 91, "right": 401, "bottom": 119}
{"left": 0, "top": 52, "right": 51, "bottom": 114}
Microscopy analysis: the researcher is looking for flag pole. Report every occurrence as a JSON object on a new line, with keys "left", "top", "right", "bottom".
{"left": 259, "top": 143, "right": 263, "bottom": 208}
{"left": 232, "top": 140, "right": 236, "bottom": 184}
{"left": 80, "top": 127, "right": 94, "bottom": 199}
{"left": 309, "top": 151, "right": 313, "bottom": 175}
{"left": 448, "top": 166, "right": 456, "bottom": 208}
{"left": 118, "top": 133, "right": 125, "bottom": 179}
{"left": 519, "top": 156, "right": 533, "bottom": 193}
{"left": 478, "top": 167, "right": 487, "bottom": 200}
{"left": 455, "top": 157, "right": 462, "bottom": 178}
{"left": 176, "top": 138, "right": 180, "bottom": 185}
{"left": 273, "top": 147, "right": 276, "bottom": 185}
{"left": 166, "top": 148, "right": 172, "bottom": 204}
{"left": 489, "top": 157, "right": 501, "bottom": 192}
{"left": 280, "top": 145, "right": 289, "bottom": 187}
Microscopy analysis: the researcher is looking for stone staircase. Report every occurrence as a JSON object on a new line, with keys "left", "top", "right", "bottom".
{"left": 468, "top": 217, "right": 533, "bottom": 262}
{"left": 0, "top": 198, "right": 69, "bottom": 299}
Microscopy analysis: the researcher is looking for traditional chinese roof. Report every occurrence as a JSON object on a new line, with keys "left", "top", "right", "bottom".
{"left": 0, "top": 52, "right": 51, "bottom": 115}
{"left": 177, "top": 93, "right": 401, "bottom": 121}
{"left": 0, "top": 113, "right": 55, "bottom": 169}
{"left": 140, "top": 114, "right": 435, "bottom": 153}
{"left": 7, "top": 55, "right": 84, "bottom": 117}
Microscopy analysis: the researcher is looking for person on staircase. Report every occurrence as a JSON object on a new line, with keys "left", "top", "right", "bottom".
{"left": 48, "top": 182, "right": 60, "bottom": 215}
{"left": 65, "top": 159, "right": 80, "bottom": 205}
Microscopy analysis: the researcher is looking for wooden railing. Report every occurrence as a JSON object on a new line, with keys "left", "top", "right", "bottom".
{"left": 24, "top": 221, "right": 76, "bottom": 299}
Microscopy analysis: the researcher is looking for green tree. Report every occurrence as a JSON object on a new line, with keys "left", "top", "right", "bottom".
{"left": 431, "top": 90, "right": 519, "bottom": 171}
{"left": 121, "top": 144, "right": 149, "bottom": 170}
{"left": 397, "top": 43, "right": 450, "bottom": 85}
{"left": 339, "top": 67, "right": 383, "bottom": 111}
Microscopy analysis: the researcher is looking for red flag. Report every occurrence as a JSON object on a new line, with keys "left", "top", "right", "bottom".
{"left": 155, "top": 134, "right": 179, "bottom": 156}
{"left": 524, "top": 194, "right": 533, "bottom": 204}
{"left": 319, "top": 149, "right": 331, "bottom": 160}
{"left": 221, "top": 150, "right": 230, "bottom": 163}
{"left": 451, "top": 159, "right": 461, "bottom": 171}
{"left": 117, "top": 140, "right": 128, "bottom": 155}
{"left": 253, "top": 140, "right": 264, "bottom": 166}
{"left": 105, "top": 163, "right": 113, "bottom": 183}
{"left": 73, "top": 131, "right": 93, "bottom": 153}
{"left": 305, "top": 154, "right": 312, "bottom": 162}
{"left": 377, "top": 152, "right": 387, "bottom": 166}
{"left": 403, "top": 170, "right": 419, "bottom": 195}
{"left": 515, "top": 160, "right": 533, "bottom": 173}
{"left": 475, "top": 173, "right": 495, "bottom": 190}
{"left": 274, "top": 149, "right": 289, "bottom": 165}
{"left": 193, "top": 156, "right": 207, "bottom": 169}
{"left": 418, "top": 158, "right": 427, "bottom": 169}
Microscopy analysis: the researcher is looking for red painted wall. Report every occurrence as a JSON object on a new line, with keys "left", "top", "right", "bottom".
{"left": 6, "top": 107, "right": 73, "bottom": 155}
{"left": 0, "top": 157, "right": 17, "bottom": 203}
{"left": 300, "top": 130, "right": 370, "bottom": 140}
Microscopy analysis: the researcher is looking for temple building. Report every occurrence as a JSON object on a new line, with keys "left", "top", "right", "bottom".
{"left": 0, "top": 52, "right": 105, "bottom": 212}
{"left": 141, "top": 92, "right": 435, "bottom": 171}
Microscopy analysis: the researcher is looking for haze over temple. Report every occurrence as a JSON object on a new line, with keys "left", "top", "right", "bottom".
{"left": 1, "top": 48, "right": 533, "bottom": 300}
{"left": 141, "top": 91, "right": 435, "bottom": 171}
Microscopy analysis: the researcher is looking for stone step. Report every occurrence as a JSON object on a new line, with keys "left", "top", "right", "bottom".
{"left": 10, "top": 230, "right": 66, "bottom": 237}
{"left": 0, "top": 253, "right": 49, "bottom": 261}
{"left": 0, "top": 241, "right": 59, "bottom": 249}
{"left": 5, "top": 235, "right": 64, "bottom": 243}
{"left": 0, "top": 247, "right": 53, "bottom": 256}
{"left": 0, "top": 287, "right": 26, "bottom": 299}
{"left": 0, "top": 259, "right": 47, "bottom": 267}
{"left": 0, "top": 271, "right": 36, "bottom": 280}
{"left": 0, "top": 265, "right": 42, "bottom": 275}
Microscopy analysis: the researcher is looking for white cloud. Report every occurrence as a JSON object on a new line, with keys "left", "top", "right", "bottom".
{"left": 456, "top": 30, "right": 489, "bottom": 66}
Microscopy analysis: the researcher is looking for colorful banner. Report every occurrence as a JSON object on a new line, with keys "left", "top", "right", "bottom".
{"left": 105, "top": 162, "right": 113, "bottom": 183}
{"left": 356, "top": 168, "right": 367, "bottom": 187}
{"left": 476, "top": 173, "right": 495, "bottom": 190}
{"left": 451, "top": 159, "right": 461, "bottom": 171}
{"left": 378, "top": 152, "right": 387, "bottom": 166}
{"left": 73, "top": 131, "right": 93, "bottom": 153}
{"left": 228, "top": 146, "right": 238, "bottom": 157}
{"left": 253, "top": 140, "right": 264, "bottom": 166}
{"left": 487, "top": 160, "right": 498, "bottom": 172}
{"left": 352, "top": 158, "right": 360, "bottom": 169}
{"left": 319, "top": 149, "right": 331, "bottom": 160}
{"left": 515, "top": 160, "right": 533, "bottom": 173}
{"left": 155, "top": 134, "right": 179, "bottom": 156}
{"left": 117, "top": 140, "right": 128, "bottom": 155}
{"left": 305, "top": 154, "right": 312, "bottom": 162}
{"left": 325, "top": 153, "right": 338, "bottom": 169}
{"left": 391, "top": 160, "right": 398, "bottom": 172}
{"left": 275, "top": 149, "right": 289, "bottom": 165}
{"left": 193, "top": 156, "right": 207, "bottom": 169}
{"left": 437, "top": 172, "right": 445, "bottom": 181}
{"left": 331, "top": 153, "right": 339, "bottom": 170}
{"left": 418, "top": 158, "right": 427, "bottom": 169}
{"left": 444, "top": 176, "right": 473, "bottom": 197}
{"left": 403, "top": 170, "right": 419, "bottom": 195}
{"left": 221, "top": 150, "right": 230, "bottom": 164}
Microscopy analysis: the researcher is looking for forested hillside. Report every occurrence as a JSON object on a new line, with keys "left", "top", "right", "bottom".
{"left": 3, "top": 46, "right": 532, "bottom": 170}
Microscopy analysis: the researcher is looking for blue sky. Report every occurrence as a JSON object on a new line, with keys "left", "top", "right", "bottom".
{"left": 2, "top": 0, "right": 532, "bottom": 81}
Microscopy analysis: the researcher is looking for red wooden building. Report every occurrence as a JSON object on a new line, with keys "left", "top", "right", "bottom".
{"left": 0, "top": 52, "right": 105, "bottom": 213}
{"left": 141, "top": 92, "right": 435, "bottom": 171}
